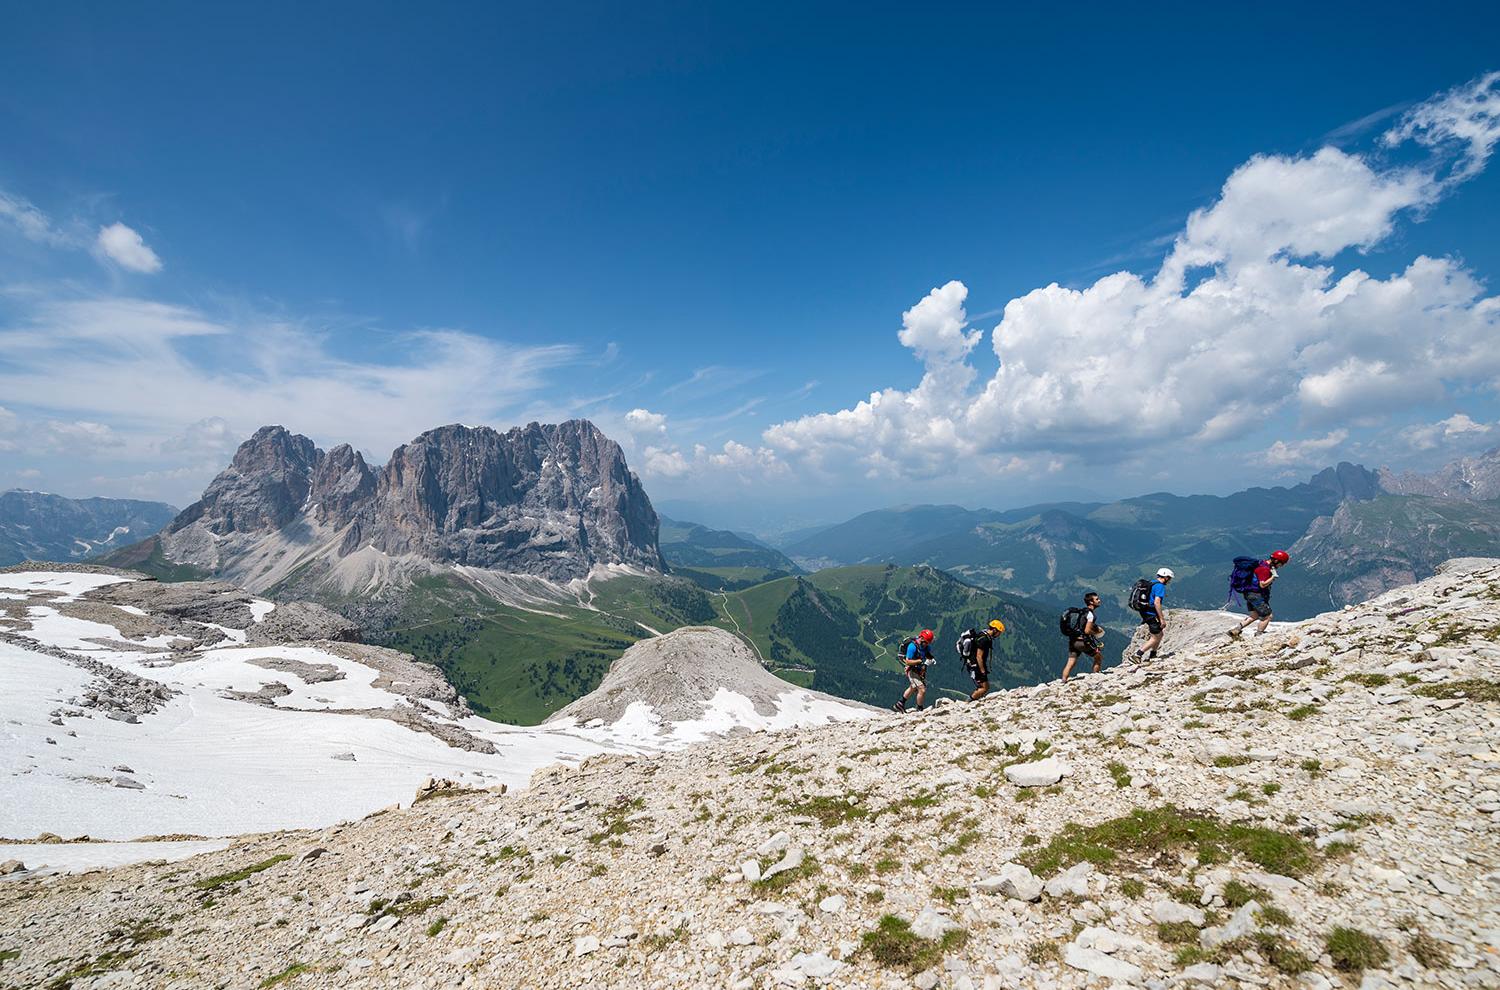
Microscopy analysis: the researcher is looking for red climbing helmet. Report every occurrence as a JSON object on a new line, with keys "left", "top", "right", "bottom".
{"left": 918, "top": 629, "right": 935, "bottom": 643}
{"left": 1270, "top": 550, "right": 1290, "bottom": 565}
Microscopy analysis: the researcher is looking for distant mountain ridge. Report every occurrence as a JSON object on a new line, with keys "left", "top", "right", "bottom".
{"left": 0, "top": 490, "right": 177, "bottom": 567}
{"left": 1379, "top": 446, "right": 1500, "bottom": 500}
{"left": 657, "top": 515, "right": 803, "bottom": 590}
{"left": 782, "top": 457, "right": 1500, "bottom": 620}
{"left": 116, "top": 419, "right": 664, "bottom": 592}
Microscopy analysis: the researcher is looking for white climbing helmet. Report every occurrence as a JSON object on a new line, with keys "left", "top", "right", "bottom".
{"left": 1156, "top": 567, "right": 1175, "bottom": 580}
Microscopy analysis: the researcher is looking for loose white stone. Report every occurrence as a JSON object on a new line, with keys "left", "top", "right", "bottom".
{"left": 1063, "top": 943, "right": 1142, "bottom": 984}
{"left": 1151, "top": 900, "right": 1205, "bottom": 926}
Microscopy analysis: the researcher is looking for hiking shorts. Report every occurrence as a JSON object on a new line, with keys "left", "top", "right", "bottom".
{"left": 1137, "top": 609, "right": 1163, "bottom": 635}
{"left": 1068, "top": 638, "right": 1097, "bottom": 658}
{"left": 1244, "top": 592, "right": 1272, "bottom": 618}
{"left": 905, "top": 668, "right": 926, "bottom": 689}
{"left": 968, "top": 665, "right": 988, "bottom": 687}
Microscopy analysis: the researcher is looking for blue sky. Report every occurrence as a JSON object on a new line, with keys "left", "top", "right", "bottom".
{"left": 1, "top": 3, "right": 1498, "bottom": 532}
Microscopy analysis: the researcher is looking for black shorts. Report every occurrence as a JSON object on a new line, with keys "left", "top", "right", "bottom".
{"left": 1137, "top": 610, "right": 1163, "bottom": 634}
{"left": 1068, "top": 638, "right": 1097, "bottom": 657}
{"left": 1244, "top": 592, "right": 1272, "bottom": 618}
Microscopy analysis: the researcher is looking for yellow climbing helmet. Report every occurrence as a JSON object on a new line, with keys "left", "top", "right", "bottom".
{"left": 988, "top": 619, "right": 1006, "bottom": 634}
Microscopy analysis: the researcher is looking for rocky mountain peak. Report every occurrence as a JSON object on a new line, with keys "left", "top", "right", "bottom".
{"left": 369, "top": 419, "right": 663, "bottom": 578}
{"left": 1306, "top": 461, "right": 1379, "bottom": 501}
{"left": 158, "top": 418, "right": 664, "bottom": 585}
{"left": 172, "top": 425, "right": 324, "bottom": 534}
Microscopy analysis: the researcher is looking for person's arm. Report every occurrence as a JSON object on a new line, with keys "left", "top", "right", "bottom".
{"left": 1261, "top": 570, "right": 1277, "bottom": 588}
{"left": 1153, "top": 594, "right": 1165, "bottom": 621}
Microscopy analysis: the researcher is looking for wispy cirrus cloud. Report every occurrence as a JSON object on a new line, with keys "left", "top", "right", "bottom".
{"left": 0, "top": 295, "right": 585, "bottom": 497}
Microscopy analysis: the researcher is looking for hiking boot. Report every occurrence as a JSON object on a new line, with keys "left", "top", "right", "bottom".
{"left": 1227, "top": 627, "right": 1242, "bottom": 640}
{"left": 891, "top": 702, "right": 906, "bottom": 713}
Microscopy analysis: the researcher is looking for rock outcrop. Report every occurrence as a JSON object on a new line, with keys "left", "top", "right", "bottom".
{"left": 146, "top": 419, "right": 663, "bottom": 590}
{"left": 4, "top": 559, "right": 1497, "bottom": 988}
{"left": 547, "top": 626, "right": 875, "bottom": 728}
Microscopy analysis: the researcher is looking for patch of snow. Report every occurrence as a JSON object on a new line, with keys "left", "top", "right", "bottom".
{"left": 115, "top": 605, "right": 149, "bottom": 617}
{"left": 567, "top": 687, "right": 871, "bottom": 750}
{"left": 0, "top": 571, "right": 131, "bottom": 601}
{"left": 248, "top": 600, "right": 275, "bottom": 623}
{"left": 0, "top": 840, "right": 230, "bottom": 875}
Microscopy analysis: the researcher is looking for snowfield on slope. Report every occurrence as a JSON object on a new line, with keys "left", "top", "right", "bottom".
{"left": 0, "top": 568, "right": 869, "bottom": 869}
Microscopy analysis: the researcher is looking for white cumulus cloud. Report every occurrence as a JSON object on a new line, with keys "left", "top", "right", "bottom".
{"left": 1257, "top": 429, "right": 1350, "bottom": 468}
{"left": 624, "top": 408, "right": 668, "bottom": 434}
{"left": 95, "top": 222, "right": 163, "bottom": 273}
{"left": 1396, "top": 413, "right": 1496, "bottom": 452}
{"left": 764, "top": 73, "right": 1500, "bottom": 479}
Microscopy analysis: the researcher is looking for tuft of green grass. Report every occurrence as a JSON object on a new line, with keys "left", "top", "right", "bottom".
{"left": 193, "top": 854, "right": 292, "bottom": 892}
{"left": 874, "top": 857, "right": 900, "bottom": 875}
{"left": 1119, "top": 878, "right": 1145, "bottom": 899}
{"left": 1325, "top": 927, "right": 1389, "bottom": 973}
{"left": 752, "top": 856, "right": 820, "bottom": 894}
{"left": 1019, "top": 805, "right": 1317, "bottom": 878}
{"left": 1157, "top": 921, "right": 1198, "bottom": 944}
{"left": 1025, "top": 940, "right": 1062, "bottom": 965}
{"left": 940, "top": 830, "right": 980, "bottom": 857}
{"left": 932, "top": 885, "right": 966, "bottom": 905}
{"left": 1408, "top": 930, "right": 1451, "bottom": 969}
{"left": 1323, "top": 841, "right": 1358, "bottom": 858}
{"left": 1258, "top": 905, "right": 1293, "bottom": 927}
{"left": 1261, "top": 782, "right": 1281, "bottom": 796}
{"left": 1415, "top": 678, "right": 1500, "bottom": 702}
{"left": 1285, "top": 705, "right": 1317, "bottom": 721}
{"left": 1211, "top": 755, "right": 1253, "bottom": 768}
{"left": 641, "top": 923, "right": 688, "bottom": 952}
{"left": 1252, "top": 931, "right": 1312, "bottom": 974}
{"left": 425, "top": 917, "right": 448, "bottom": 937}
{"left": 259, "top": 962, "right": 313, "bottom": 987}
{"left": 0, "top": 949, "right": 19, "bottom": 963}
{"left": 1341, "top": 673, "right": 1391, "bottom": 688}
{"left": 1299, "top": 759, "right": 1322, "bottom": 774}
{"left": 1222, "top": 879, "right": 1268, "bottom": 908}
{"left": 859, "top": 915, "right": 968, "bottom": 974}
{"left": 1106, "top": 761, "right": 1131, "bottom": 789}
{"left": 782, "top": 795, "right": 869, "bottom": 827}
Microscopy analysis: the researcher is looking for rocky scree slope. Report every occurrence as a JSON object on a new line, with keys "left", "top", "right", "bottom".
{"left": 3, "top": 561, "right": 1497, "bottom": 989}
{"left": 548, "top": 625, "right": 877, "bottom": 727}
{"left": 130, "top": 419, "right": 663, "bottom": 591}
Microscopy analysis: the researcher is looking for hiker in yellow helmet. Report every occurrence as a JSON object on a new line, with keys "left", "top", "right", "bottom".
{"left": 957, "top": 619, "right": 1006, "bottom": 702}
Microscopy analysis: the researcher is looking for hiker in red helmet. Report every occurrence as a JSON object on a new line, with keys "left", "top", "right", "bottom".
{"left": 893, "top": 628, "right": 936, "bottom": 713}
{"left": 1229, "top": 550, "right": 1290, "bottom": 640}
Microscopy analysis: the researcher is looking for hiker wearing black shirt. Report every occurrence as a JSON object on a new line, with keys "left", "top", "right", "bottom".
{"left": 959, "top": 620, "right": 1006, "bottom": 702}
{"left": 1061, "top": 592, "right": 1105, "bottom": 683}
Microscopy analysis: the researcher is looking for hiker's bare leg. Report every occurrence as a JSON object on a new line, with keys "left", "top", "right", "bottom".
{"left": 1061, "top": 655, "right": 1077, "bottom": 682}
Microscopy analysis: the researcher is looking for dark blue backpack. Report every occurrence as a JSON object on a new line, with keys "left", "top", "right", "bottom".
{"left": 1229, "top": 556, "right": 1263, "bottom": 594}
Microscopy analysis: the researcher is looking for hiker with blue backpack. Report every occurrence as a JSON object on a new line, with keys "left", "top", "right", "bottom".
{"left": 1228, "top": 550, "right": 1290, "bottom": 639}
{"left": 892, "top": 629, "right": 936, "bottom": 712}
{"left": 1129, "top": 568, "right": 1173, "bottom": 662}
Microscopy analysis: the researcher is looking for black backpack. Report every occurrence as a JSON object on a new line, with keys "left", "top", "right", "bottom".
{"left": 1128, "top": 578, "right": 1154, "bottom": 613}
{"left": 895, "top": 636, "right": 917, "bottom": 660}
{"left": 1059, "top": 607, "right": 1088, "bottom": 639}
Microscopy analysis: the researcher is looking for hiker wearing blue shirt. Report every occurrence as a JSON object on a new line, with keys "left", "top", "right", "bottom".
{"left": 1133, "top": 567, "right": 1173, "bottom": 662}
{"left": 893, "top": 629, "right": 935, "bottom": 713}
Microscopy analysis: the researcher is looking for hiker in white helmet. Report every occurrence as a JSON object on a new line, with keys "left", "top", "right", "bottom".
{"left": 1133, "top": 567, "right": 1173, "bottom": 662}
